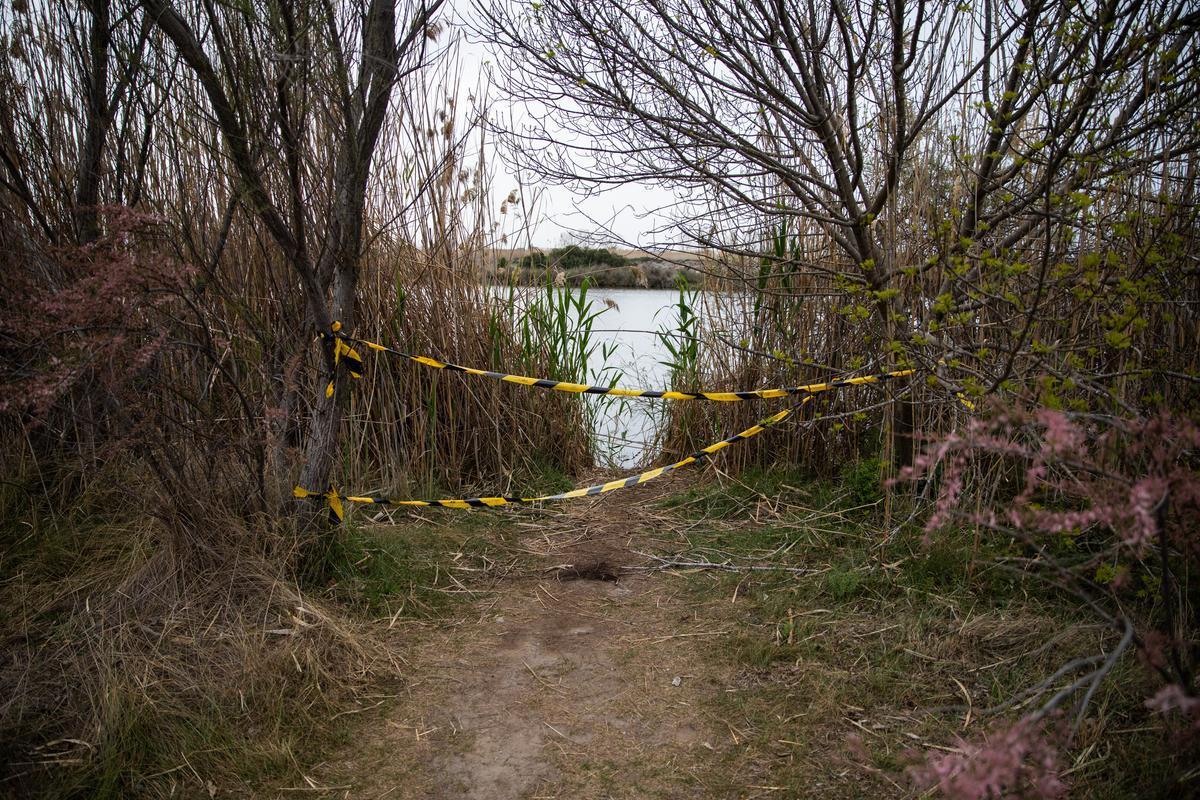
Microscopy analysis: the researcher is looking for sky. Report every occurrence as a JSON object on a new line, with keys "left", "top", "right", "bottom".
{"left": 447, "top": 1, "right": 679, "bottom": 250}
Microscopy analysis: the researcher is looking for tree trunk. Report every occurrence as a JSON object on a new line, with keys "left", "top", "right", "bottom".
{"left": 140, "top": 0, "right": 441, "bottom": 539}
{"left": 296, "top": 239, "right": 359, "bottom": 508}
{"left": 75, "top": 0, "right": 111, "bottom": 245}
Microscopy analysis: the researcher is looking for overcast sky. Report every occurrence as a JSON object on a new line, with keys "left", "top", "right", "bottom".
{"left": 448, "top": 1, "right": 679, "bottom": 250}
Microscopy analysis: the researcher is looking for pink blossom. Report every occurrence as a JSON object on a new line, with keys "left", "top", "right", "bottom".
{"left": 910, "top": 720, "right": 1066, "bottom": 799}
{"left": 0, "top": 207, "right": 188, "bottom": 422}
{"left": 1125, "top": 477, "right": 1167, "bottom": 550}
{"left": 1146, "top": 685, "right": 1200, "bottom": 722}
{"left": 1036, "top": 408, "right": 1083, "bottom": 456}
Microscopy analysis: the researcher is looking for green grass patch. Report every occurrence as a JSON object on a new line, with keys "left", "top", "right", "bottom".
{"left": 510, "top": 457, "right": 576, "bottom": 496}
{"left": 823, "top": 567, "right": 863, "bottom": 600}
{"left": 658, "top": 466, "right": 814, "bottom": 518}
{"left": 660, "top": 459, "right": 889, "bottom": 521}
{"left": 839, "top": 456, "right": 884, "bottom": 507}
{"left": 317, "top": 516, "right": 513, "bottom": 617}
{"left": 661, "top": 464, "right": 1183, "bottom": 797}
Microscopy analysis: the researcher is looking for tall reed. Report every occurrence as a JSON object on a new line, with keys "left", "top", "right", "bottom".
{"left": 0, "top": 21, "right": 597, "bottom": 796}
{"left": 662, "top": 160, "right": 1200, "bottom": 480}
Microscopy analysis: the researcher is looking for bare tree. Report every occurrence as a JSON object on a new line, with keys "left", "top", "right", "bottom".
{"left": 138, "top": 0, "right": 444, "bottom": 521}
{"left": 475, "top": 0, "right": 1200, "bottom": 461}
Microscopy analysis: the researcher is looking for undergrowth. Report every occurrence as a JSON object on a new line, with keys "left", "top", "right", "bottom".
{"left": 660, "top": 458, "right": 884, "bottom": 520}
{"left": 0, "top": 446, "right": 523, "bottom": 797}
{"left": 656, "top": 461, "right": 1185, "bottom": 798}
{"left": 318, "top": 516, "right": 517, "bottom": 617}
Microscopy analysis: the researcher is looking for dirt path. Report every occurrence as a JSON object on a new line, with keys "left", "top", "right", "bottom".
{"left": 309, "top": 476, "right": 1165, "bottom": 800}
{"left": 328, "top": 494, "right": 737, "bottom": 799}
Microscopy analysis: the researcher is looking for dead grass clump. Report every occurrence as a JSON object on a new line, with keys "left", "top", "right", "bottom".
{"left": 0, "top": 455, "right": 389, "bottom": 797}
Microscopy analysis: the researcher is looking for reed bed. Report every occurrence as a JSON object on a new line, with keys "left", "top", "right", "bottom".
{"left": 662, "top": 152, "right": 1200, "bottom": 483}
{"left": 0, "top": 21, "right": 597, "bottom": 794}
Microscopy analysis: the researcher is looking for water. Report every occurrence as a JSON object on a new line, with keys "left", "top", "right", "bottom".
{"left": 494, "top": 284, "right": 730, "bottom": 467}
{"left": 580, "top": 287, "right": 688, "bottom": 467}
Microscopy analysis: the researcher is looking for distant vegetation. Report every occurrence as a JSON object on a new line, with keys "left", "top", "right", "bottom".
{"left": 490, "top": 246, "right": 707, "bottom": 289}
{"left": 515, "top": 245, "right": 628, "bottom": 272}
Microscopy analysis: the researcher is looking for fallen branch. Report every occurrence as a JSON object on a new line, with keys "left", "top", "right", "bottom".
{"left": 627, "top": 554, "right": 824, "bottom": 576}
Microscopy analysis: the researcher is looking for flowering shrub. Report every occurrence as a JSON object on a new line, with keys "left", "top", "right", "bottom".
{"left": 904, "top": 405, "right": 1200, "bottom": 797}
{"left": 909, "top": 719, "right": 1066, "bottom": 799}
{"left": 0, "top": 207, "right": 187, "bottom": 425}
{"left": 917, "top": 408, "right": 1200, "bottom": 559}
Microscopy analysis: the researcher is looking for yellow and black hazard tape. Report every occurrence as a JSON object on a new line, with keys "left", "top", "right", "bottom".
{"left": 295, "top": 398, "right": 811, "bottom": 521}
{"left": 332, "top": 326, "right": 913, "bottom": 401}
{"left": 319, "top": 322, "right": 366, "bottom": 398}
{"left": 293, "top": 485, "right": 347, "bottom": 524}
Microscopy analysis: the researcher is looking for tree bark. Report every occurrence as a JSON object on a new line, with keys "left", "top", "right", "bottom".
{"left": 75, "top": 0, "right": 112, "bottom": 245}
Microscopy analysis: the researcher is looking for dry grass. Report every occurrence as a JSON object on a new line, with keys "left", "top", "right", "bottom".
{"left": 641, "top": 474, "right": 1181, "bottom": 798}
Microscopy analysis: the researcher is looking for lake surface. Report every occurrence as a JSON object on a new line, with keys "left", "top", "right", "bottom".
{"left": 579, "top": 287, "right": 684, "bottom": 467}
{"left": 498, "top": 285, "right": 751, "bottom": 467}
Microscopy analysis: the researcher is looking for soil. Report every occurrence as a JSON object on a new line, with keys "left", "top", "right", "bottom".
{"left": 300, "top": 474, "right": 1165, "bottom": 800}
{"left": 323, "top": 490, "right": 737, "bottom": 799}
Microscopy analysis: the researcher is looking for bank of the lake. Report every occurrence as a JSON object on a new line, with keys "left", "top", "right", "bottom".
{"left": 487, "top": 246, "right": 709, "bottom": 289}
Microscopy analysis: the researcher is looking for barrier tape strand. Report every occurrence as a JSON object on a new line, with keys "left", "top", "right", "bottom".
{"left": 334, "top": 326, "right": 912, "bottom": 401}
{"left": 320, "top": 323, "right": 366, "bottom": 398}
{"left": 295, "top": 398, "right": 811, "bottom": 521}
